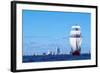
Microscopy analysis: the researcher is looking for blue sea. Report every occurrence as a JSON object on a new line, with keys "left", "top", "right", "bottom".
{"left": 23, "top": 54, "right": 91, "bottom": 63}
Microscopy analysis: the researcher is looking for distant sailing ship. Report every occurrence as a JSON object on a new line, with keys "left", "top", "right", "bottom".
{"left": 70, "top": 25, "right": 82, "bottom": 56}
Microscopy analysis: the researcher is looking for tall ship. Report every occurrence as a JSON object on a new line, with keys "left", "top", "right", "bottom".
{"left": 69, "top": 25, "right": 82, "bottom": 56}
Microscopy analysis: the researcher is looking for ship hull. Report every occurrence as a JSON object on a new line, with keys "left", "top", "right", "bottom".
{"left": 72, "top": 50, "right": 80, "bottom": 56}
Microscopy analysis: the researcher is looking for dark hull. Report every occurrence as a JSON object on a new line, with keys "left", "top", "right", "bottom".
{"left": 72, "top": 50, "right": 80, "bottom": 56}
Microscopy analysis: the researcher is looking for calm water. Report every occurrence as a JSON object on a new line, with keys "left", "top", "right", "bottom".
{"left": 23, "top": 54, "right": 91, "bottom": 63}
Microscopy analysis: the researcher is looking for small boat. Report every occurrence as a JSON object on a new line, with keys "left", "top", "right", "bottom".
{"left": 69, "top": 25, "right": 82, "bottom": 56}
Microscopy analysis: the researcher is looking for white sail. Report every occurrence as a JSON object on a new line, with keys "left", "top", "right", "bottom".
{"left": 70, "top": 30, "right": 81, "bottom": 35}
{"left": 70, "top": 38, "right": 77, "bottom": 51}
{"left": 72, "top": 26, "right": 80, "bottom": 29}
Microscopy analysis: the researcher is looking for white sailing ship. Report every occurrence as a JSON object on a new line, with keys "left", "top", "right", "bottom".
{"left": 69, "top": 25, "right": 82, "bottom": 56}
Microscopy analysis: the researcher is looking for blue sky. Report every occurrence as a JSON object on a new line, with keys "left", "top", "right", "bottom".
{"left": 22, "top": 10, "right": 91, "bottom": 55}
